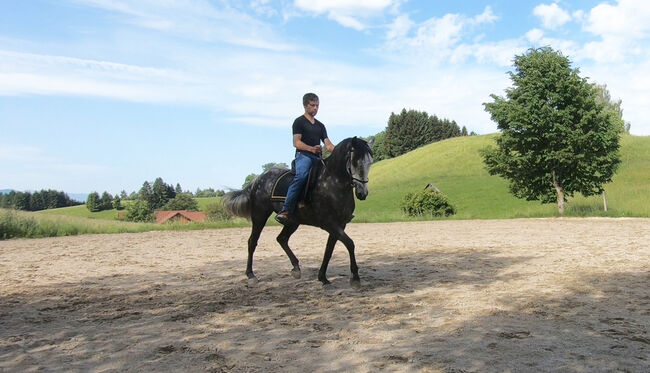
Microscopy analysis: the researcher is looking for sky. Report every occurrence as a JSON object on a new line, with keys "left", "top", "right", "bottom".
{"left": 2, "top": 0, "right": 649, "bottom": 196}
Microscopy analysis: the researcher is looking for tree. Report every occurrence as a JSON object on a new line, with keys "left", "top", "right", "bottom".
{"left": 86, "top": 192, "right": 101, "bottom": 212}
{"left": 100, "top": 191, "right": 113, "bottom": 211}
{"left": 242, "top": 173, "right": 258, "bottom": 189}
{"left": 139, "top": 181, "right": 153, "bottom": 206}
{"left": 369, "top": 131, "right": 388, "bottom": 161}
{"left": 243, "top": 163, "right": 289, "bottom": 189}
{"left": 125, "top": 200, "right": 154, "bottom": 222}
{"left": 383, "top": 109, "right": 461, "bottom": 158}
{"left": 482, "top": 47, "right": 622, "bottom": 214}
{"left": 112, "top": 195, "right": 123, "bottom": 210}
{"left": 262, "top": 162, "right": 288, "bottom": 172}
{"left": 150, "top": 177, "right": 175, "bottom": 210}
{"left": 162, "top": 193, "right": 199, "bottom": 211}
{"left": 593, "top": 83, "right": 629, "bottom": 134}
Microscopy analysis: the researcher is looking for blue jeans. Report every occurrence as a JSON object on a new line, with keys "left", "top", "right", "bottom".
{"left": 282, "top": 152, "right": 319, "bottom": 213}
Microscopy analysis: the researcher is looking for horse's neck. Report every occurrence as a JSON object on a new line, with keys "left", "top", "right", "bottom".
{"left": 322, "top": 159, "right": 348, "bottom": 183}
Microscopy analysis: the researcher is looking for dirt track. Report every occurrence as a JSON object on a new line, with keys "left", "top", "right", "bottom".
{"left": 1, "top": 218, "right": 649, "bottom": 372}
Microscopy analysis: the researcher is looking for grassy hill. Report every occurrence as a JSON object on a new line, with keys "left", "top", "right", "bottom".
{"left": 32, "top": 134, "right": 649, "bottom": 227}
{"left": 353, "top": 134, "right": 650, "bottom": 222}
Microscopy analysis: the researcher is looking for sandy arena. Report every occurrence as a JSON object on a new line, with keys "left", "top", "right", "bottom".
{"left": 1, "top": 218, "right": 648, "bottom": 372}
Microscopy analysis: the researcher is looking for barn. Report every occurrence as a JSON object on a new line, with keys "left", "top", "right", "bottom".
{"left": 154, "top": 210, "right": 206, "bottom": 224}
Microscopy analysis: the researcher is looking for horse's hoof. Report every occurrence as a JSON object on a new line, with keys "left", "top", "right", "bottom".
{"left": 350, "top": 278, "right": 361, "bottom": 289}
{"left": 319, "top": 278, "right": 331, "bottom": 286}
{"left": 291, "top": 268, "right": 301, "bottom": 279}
{"left": 247, "top": 277, "right": 259, "bottom": 286}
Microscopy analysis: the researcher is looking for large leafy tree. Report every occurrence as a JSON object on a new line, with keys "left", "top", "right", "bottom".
{"left": 482, "top": 47, "right": 622, "bottom": 214}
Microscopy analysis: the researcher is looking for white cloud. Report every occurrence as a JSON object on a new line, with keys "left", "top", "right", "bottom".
{"left": 294, "top": 0, "right": 394, "bottom": 13}
{"left": 382, "top": 6, "right": 507, "bottom": 66}
{"left": 533, "top": 3, "right": 571, "bottom": 29}
{"left": 583, "top": 0, "right": 650, "bottom": 39}
{"left": 294, "top": 0, "right": 395, "bottom": 30}
{"left": 250, "top": 0, "right": 277, "bottom": 18}
{"left": 526, "top": 28, "right": 544, "bottom": 43}
{"left": 71, "top": 0, "right": 295, "bottom": 51}
{"left": 578, "top": 0, "right": 650, "bottom": 63}
{"left": 472, "top": 5, "right": 498, "bottom": 25}
{"left": 386, "top": 14, "right": 413, "bottom": 41}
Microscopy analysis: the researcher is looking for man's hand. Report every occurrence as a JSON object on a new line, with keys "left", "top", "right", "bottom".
{"left": 312, "top": 145, "right": 322, "bottom": 154}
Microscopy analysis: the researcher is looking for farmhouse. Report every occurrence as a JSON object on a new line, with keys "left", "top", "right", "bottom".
{"left": 155, "top": 210, "right": 206, "bottom": 224}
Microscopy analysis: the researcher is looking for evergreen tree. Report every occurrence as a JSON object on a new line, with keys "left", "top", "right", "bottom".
{"left": 150, "top": 177, "right": 175, "bottom": 210}
{"left": 383, "top": 109, "right": 461, "bottom": 158}
{"left": 100, "top": 191, "right": 113, "bottom": 211}
{"left": 139, "top": 181, "right": 154, "bottom": 208}
{"left": 86, "top": 192, "right": 101, "bottom": 212}
{"left": 113, "top": 195, "right": 123, "bottom": 210}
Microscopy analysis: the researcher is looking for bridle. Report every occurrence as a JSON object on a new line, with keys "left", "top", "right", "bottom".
{"left": 346, "top": 149, "right": 369, "bottom": 187}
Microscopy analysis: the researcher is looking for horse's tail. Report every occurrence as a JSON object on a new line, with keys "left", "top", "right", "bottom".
{"left": 223, "top": 185, "right": 252, "bottom": 219}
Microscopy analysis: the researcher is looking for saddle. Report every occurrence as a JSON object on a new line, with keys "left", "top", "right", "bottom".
{"left": 270, "top": 160, "right": 322, "bottom": 203}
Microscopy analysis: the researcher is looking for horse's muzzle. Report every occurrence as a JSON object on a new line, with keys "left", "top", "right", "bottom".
{"left": 355, "top": 185, "right": 368, "bottom": 200}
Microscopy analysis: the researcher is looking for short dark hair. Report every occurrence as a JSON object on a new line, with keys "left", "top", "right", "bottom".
{"left": 303, "top": 93, "right": 319, "bottom": 107}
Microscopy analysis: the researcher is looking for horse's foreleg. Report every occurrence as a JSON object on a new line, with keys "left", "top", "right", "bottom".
{"left": 338, "top": 230, "right": 360, "bottom": 286}
{"left": 276, "top": 223, "right": 301, "bottom": 279}
{"left": 318, "top": 234, "right": 338, "bottom": 285}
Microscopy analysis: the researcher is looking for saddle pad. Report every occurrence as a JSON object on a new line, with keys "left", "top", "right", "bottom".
{"left": 270, "top": 162, "right": 321, "bottom": 202}
{"left": 270, "top": 171, "right": 293, "bottom": 201}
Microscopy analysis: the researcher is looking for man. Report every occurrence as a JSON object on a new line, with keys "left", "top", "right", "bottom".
{"left": 276, "top": 93, "right": 335, "bottom": 224}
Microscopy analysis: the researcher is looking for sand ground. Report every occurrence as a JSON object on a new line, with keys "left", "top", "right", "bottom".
{"left": 1, "top": 218, "right": 648, "bottom": 372}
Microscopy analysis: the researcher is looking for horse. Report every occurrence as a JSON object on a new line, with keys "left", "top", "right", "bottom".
{"left": 223, "top": 137, "right": 374, "bottom": 286}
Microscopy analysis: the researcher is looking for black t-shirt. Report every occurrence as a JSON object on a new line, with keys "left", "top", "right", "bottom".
{"left": 292, "top": 115, "right": 328, "bottom": 154}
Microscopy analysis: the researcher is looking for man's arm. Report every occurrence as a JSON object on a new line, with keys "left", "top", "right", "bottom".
{"left": 323, "top": 138, "right": 335, "bottom": 152}
{"left": 293, "top": 134, "right": 321, "bottom": 154}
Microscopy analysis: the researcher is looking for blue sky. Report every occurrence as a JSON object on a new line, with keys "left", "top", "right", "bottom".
{"left": 2, "top": 0, "right": 649, "bottom": 195}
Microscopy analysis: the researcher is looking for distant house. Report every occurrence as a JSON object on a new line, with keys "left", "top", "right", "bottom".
{"left": 155, "top": 210, "right": 206, "bottom": 224}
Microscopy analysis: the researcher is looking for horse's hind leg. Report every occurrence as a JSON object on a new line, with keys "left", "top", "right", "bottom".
{"left": 276, "top": 223, "right": 301, "bottom": 279}
{"left": 246, "top": 214, "right": 269, "bottom": 283}
{"left": 318, "top": 234, "right": 338, "bottom": 285}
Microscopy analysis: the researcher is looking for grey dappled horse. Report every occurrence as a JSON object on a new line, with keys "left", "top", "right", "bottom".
{"left": 223, "top": 137, "right": 373, "bottom": 286}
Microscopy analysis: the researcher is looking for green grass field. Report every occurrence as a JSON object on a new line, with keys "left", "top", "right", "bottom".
{"left": 354, "top": 133, "right": 650, "bottom": 221}
{"left": 4, "top": 133, "right": 647, "bottom": 239}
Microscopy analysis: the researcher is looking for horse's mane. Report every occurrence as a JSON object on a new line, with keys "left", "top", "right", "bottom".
{"left": 325, "top": 137, "right": 372, "bottom": 176}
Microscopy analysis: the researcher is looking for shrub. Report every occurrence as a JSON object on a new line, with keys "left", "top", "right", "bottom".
{"left": 0, "top": 209, "right": 38, "bottom": 239}
{"left": 162, "top": 193, "right": 199, "bottom": 211}
{"left": 125, "top": 200, "right": 154, "bottom": 222}
{"left": 401, "top": 189, "right": 456, "bottom": 217}
{"left": 204, "top": 202, "right": 232, "bottom": 222}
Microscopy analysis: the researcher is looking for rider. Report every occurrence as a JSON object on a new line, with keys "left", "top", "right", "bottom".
{"left": 276, "top": 93, "right": 335, "bottom": 224}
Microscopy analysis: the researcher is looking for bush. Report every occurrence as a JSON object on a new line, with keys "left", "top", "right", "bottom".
{"left": 125, "top": 200, "right": 154, "bottom": 222}
{"left": 204, "top": 202, "right": 232, "bottom": 222}
{"left": 401, "top": 189, "right": 456, "bottom": 217}
{"left": 0, "top": 209, "right": 38, "bottom": 239}
{"left": 161, "top": 193, "right": 199, "bottom": 211}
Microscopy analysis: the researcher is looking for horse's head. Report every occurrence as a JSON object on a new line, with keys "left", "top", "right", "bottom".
{"left": 327, "top": 137, "right": 374, "bottom": 200}
{"left": 346, "top": 137, "right": 374, "bottom": 200}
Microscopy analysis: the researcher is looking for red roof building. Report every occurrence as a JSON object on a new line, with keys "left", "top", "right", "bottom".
{"left": 155, "top": 210, "right": 206, "bottom": 224}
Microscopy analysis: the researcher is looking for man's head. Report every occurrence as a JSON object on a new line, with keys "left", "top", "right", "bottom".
{"left": 303, "top": 93, "right": 319, "bottom": 107}
{"left": 303, "top": 93, "right": 319, "bottom": 117}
